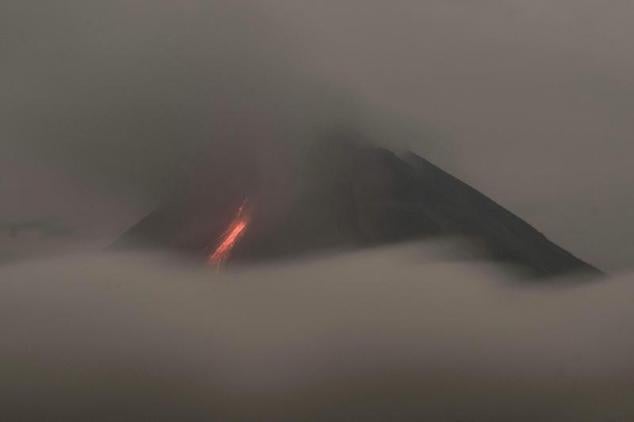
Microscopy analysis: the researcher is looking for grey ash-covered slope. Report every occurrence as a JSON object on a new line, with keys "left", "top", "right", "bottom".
{"left": 115, "top": 139, "right": 600, "bottom": 277}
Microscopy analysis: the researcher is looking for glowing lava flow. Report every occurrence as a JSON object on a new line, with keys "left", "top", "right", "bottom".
{"left": 208, "top": 201, "right": 250, "bottom": 267}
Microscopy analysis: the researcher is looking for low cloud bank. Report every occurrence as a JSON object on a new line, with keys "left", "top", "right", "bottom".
{"left": 1, "top": 244, "right": 632, "bottom": 420}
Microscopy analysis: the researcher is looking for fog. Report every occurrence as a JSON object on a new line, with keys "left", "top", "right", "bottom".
{"left": 2, "top": 2, "right": 634, "bottom": 418}
{"left": 1, "top": 245, "right": 632, "bottom": 420}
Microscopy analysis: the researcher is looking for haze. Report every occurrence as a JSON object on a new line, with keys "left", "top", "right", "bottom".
{"left": 2, "top": 0, "right": 634, "bottom": 270}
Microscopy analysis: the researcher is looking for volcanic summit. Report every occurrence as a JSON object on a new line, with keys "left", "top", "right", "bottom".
{"left": 114, "top": 135, "right": 600, "bottom": 278}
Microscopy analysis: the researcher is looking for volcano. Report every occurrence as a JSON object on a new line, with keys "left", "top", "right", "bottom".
{"left": 114, "top": 136, "right": 599, "bottom": 277}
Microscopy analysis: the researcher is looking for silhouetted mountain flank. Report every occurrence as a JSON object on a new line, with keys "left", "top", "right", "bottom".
{"left": 114, "top": 139, "right": 600, "bottom": 278}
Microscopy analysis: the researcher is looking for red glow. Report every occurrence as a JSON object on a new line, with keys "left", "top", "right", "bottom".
{"left": 209, "top": 201, "right": 250, "bottom": 267}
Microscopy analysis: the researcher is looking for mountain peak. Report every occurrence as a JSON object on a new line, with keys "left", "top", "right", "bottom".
{"left": 114, "top": 141, "right": 600, "bottom": 278}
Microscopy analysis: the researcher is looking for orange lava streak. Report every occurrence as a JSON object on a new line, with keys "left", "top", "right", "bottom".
{"left": 208, "top": 202, "right": 250, "bottom": 267}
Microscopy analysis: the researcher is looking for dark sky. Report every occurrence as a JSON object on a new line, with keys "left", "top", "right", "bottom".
{"left": 2, "top": 0, "right": 633, "bottom": 271}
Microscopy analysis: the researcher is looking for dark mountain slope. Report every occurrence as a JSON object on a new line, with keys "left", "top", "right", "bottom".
{"left": 114, "top": 138, "right": 600, "bottom": 277}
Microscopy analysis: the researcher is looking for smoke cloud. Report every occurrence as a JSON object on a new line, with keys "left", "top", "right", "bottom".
{"left": 1, "top": 0, "right": 345, "bottom": 201}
